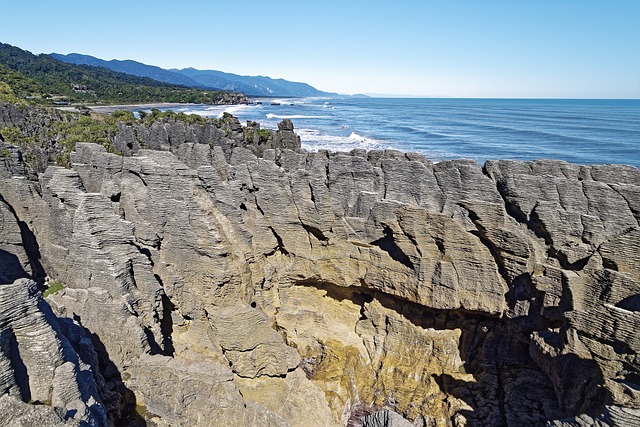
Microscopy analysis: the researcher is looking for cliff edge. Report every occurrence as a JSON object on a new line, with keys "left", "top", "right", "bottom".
{"left": 0, "top": 107, "right": 638, "bottom": 426}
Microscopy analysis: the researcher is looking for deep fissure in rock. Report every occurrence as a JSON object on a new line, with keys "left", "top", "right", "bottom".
{"left": 370, "top": 226, "right": 414, "bottom": 269}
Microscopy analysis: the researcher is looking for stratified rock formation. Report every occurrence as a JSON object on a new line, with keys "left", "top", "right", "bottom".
{"left": 0, "top": 278, "right": 107, "bottom": 426}
{"left": 0, "top": 106, "right": 638, "bottom": 426}
{"left": 112, "top": 114, "right": 300, "bottom": 160}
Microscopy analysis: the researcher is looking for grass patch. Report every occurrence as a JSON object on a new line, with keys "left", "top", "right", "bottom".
{"left": 43, "top": 280, "right": 65, "bottom": 297}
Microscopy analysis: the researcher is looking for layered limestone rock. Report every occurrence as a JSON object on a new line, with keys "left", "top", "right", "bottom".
{"left": 0, "top": 103, "right": 78, "bottom": 176}
{"left": 112, "top": 114, "right": 301, "bottom": 160}
{"left": 0, "top": 102, "right": 300, "bottom": 180}
{"left": 0, "top": 120, "right": 638, "bottom": 426}
{"left": 0, "top": 195, "right": 32, "bottom": 283}
{"left": 362, "top": 409, "right": 414, "bottom": 427}
{"left": 126, "top": 354, "right": 292, "bottom": 427}
{"left": 0, "top": 279, "right": 106, "bottom": 426}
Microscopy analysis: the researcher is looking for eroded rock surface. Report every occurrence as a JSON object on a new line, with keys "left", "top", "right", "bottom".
{"left": 0, "top": 122, "right": 638, "bottom": 426}
{"left": 112, "top": 113, "right": 301, "bottom": 160}
{"left": 0, "top": 279, "right": 106, "bottom": 426}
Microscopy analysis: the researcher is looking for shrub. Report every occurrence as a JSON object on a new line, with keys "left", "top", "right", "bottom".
{"left": 111, "top": 109, "right": 136, "bottom": 124}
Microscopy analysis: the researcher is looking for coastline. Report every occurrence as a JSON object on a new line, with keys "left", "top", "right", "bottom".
{"left": 85, "top": 102, "right": 194, "bottom": 114}
{"left": 1, "top": 99, "right": 639, "bottom": 426}
{"left": 53, "top": 102, "right": 200, "bottom": 115}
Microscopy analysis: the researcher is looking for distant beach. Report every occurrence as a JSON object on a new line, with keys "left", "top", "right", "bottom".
{"left": 53, "top": 102, "right": 193, "bottom": 115}
{"left": 87, "top": 102, "right": 192, "bottom": 114}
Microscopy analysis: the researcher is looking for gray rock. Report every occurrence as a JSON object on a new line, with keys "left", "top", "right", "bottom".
{"left": 0, "top": 111, "right": 639, "bottom": 426}
{"left": 0, "top": 199, "right": 32, "bottom": 283}
{"left": 0, "top": 394, "right": 79, "bottom": 427}
{"left": 0, "top": 279, "right": 106, "bottom": 426}
{"left": 127, "top": 354, "right": 289, "bottom": 427}
{"left": 210, "top": 304, "right": 300, "bottom": 378}
{"left": 273, "top": 119, "right": 301, "bottom": 150}
{"left": 362, "top": 409, "right": 414, "bottom": 427}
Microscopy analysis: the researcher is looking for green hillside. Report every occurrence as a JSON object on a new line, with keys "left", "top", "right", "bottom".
{"left": 0, "top": 42, "right": 244, "bottom": 105}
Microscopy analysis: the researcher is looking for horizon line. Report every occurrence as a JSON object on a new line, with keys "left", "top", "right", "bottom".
{"left": 340, "top": 94, "right": 640, "bottom": 101}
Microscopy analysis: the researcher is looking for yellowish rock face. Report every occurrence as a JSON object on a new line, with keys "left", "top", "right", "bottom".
{"left": 275, "top": 284, "right": 474, "bottom": 425}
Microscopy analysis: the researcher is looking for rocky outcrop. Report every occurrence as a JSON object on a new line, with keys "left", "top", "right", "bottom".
{"left": 0, "top": 121, "right": 638, "bottom": 426}
{"left": 272, "top": 118, "right": 301, "bottom": 150}
{"left": 0, "top": 104, "right": 77, "bottom": 177}
{"left": 0, "top": 102, "right": 301, "bottom": 178}
{"left": 112, "top": 114, "right": 301, "bottom": 160}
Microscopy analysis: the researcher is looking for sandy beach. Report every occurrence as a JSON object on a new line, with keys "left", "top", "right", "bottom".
{"left": 85, "top": 102, "right": 193, "bottom": 114}
{"left": 54, "top": 102, "right": 193, "bottom": 115}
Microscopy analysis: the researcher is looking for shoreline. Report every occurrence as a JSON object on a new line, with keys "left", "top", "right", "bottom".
{"left": 85, "top": 102, "right": 194, "bottom": 114}
{"left": 55, "top": 102, "right": 246, "bottom": 115}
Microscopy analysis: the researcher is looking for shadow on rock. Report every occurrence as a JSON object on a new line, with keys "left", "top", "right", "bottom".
{"left": 435, "top": 326, "right": 611, "bottom": 426}
{"left": 299, "top": 280, "right": 612, "bottom": 425}
{"left": 16, "top": 219, "right": 46, "bottom": 283}
{"left": 62, "top": 316, "right": 147, "bottom": 426}
{"left": 0, "top": 249, "right": 28, "bottom": 283}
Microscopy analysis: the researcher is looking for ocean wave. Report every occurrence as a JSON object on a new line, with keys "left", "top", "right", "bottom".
{"left": 218, "top": 105, "right": 251, "bottom": 118}
{"left": 348, "top": 132, "right": 380, "bottom": 145}
{"left": 269, "top": 98, "right": 298, "bottom": 105}
{"left": 265, "top": 113, "right": 330, "bottom": 120}
{"left": 297, "top": 128, "right": 392, "bottom": 152}
{"left": 175, "top": 109, "right": 214, "bottom": 117}
{"left": 174, "top": 104, "right": 252, "bottom": 118}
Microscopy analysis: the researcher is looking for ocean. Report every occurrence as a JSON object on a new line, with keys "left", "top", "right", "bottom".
{"left": 166, "top": 98, "right": 640, "bottom": 168}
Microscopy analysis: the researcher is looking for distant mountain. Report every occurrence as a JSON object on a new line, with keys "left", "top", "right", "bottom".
{"left": 51, "top": 52, "right": 335, "bottom": 98}
{"left": 50, "top": 53, "right": 204, "bottom": 88}
{"left": 173, "top": 68, "right": 335, "bottom": 98}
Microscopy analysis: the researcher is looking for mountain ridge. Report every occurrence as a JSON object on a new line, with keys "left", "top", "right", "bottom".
{"left": 51, "top": 52, "right": 336, "bottom": 97}
{"left": 50, "top": 53, "right": 205, "bottom": 88}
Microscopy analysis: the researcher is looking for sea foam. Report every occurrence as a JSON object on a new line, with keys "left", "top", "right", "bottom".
{"left": 173, "top": 104, "right": 253, "bottom": 119}
{"left": 265, "top": 113, "right": 330, "bottom": 120}
{"left": 298, "top": 128, "right": 390, "bottom": 152}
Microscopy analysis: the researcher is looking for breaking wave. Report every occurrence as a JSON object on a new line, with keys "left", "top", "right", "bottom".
{"left": 175, "top": 104, "right": 252, "bottom": 118}
{"left": 265, "top": 113, "right": 330, "bottom": 120}
{"left": 298, "top": 128, "right": 391, "bottom": 152}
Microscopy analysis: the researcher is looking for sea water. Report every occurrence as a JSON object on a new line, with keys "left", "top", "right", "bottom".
{"left": 167, "top": 98, "right": 640, "bottom": 168}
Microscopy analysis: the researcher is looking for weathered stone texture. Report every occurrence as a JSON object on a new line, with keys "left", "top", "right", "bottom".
{"left": 0, "top": 279, "right": 106, "bottom": 426}
{"left": 0, "top": 124, "right": 638, "bottom": 426}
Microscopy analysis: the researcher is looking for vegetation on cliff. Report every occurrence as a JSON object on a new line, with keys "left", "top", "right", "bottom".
{"left": 0, "top": 104, "right": 220, "bottom": 170}
{"left": 0, "top": 42, "right": 246, "bottom": 106}
{"left": 0, "top": 102, "right": 301, "bottom": 175}
{"left": 0, "top": 65, "right": 44, "bottom": 104}
{"left": 42, "top": 280, "right": 65, "bottom": 297}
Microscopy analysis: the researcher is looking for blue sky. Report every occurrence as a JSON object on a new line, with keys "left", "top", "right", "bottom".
{"left": 1, "top": 0, "right": 638, "bottom": 98}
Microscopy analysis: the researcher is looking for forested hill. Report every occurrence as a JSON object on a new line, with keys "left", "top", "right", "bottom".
{"left": 0, "top": 42, "right": 245, "bottom": 105}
